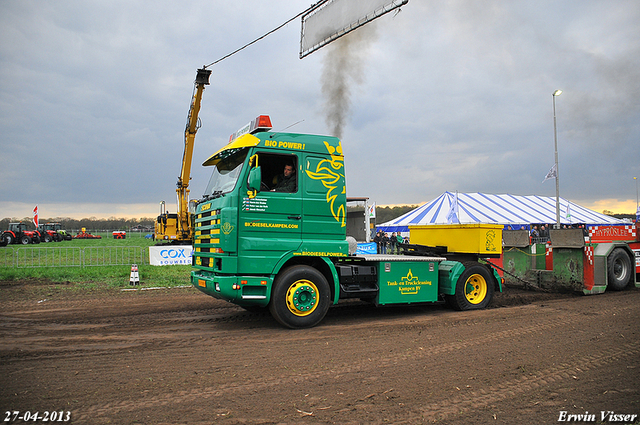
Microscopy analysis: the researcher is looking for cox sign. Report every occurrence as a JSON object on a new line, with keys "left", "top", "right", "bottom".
{"left": 149, "top": 245, "right": 193, "bottom": 266}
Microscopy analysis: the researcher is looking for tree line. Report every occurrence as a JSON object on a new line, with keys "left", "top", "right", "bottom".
{"left": 2, "top": 205, "right": 420, "bottom": 233}
{"left": 3, "top": 206, "right": 628, "bottom": 232}
{"left": 0, "top": 216, "right": 156, "bottom": 232}
{"left": 373, "top": 205, "right": 420, "bottom": 225}
{"left": 347, "top": 204, "right": 419, "bottom": 226}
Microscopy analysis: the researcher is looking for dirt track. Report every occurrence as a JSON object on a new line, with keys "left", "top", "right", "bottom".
{"left": 1, "top": 282, "right": 639, "bottom": 424}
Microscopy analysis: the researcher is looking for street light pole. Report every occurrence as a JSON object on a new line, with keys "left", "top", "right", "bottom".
{"left": 635, "top": 176, "right": 638, "bottom": 212}
{"left": 552, "top": 90, "right": 562, "bottom": 229}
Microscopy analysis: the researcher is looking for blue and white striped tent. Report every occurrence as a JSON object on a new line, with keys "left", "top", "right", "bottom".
{"left": 377, "top": 192, "right": 625, "bottom": 233}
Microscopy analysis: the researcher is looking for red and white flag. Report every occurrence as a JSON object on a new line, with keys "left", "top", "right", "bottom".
{"left": 33, "top": 205, "right": 39, "bottom": 228}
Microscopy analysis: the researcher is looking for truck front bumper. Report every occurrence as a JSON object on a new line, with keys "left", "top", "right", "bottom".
{"left": 191, "top": 271, "right": 273, "bottom": 308}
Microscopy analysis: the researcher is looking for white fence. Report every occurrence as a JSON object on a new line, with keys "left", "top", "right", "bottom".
{"left": 1, "top": 246, "right": 150, "bottom": 268}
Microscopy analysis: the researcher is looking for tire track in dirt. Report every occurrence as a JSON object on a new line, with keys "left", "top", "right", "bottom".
{"left": 0, "top": 307, "right": 268, "bottom": 360}
{"left": 405, "top": 340, "right": 640, "bottom": 424}
{"left": 72, "top": 301, "right": 636, "bottom": 422}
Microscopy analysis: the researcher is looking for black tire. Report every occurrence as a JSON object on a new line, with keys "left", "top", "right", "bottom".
{"left": 43, "top": 234, "right": 52, "bottom": 243}
{"left": 269, "top": 265, "right": 331, "bottom": 329}
{"left": 446, "top": 262, "right": 495, "bottom": 311}
{"left": 54, "top": 234, "right": 62, "bottom": 242}
{"left": 607, "top": 248, "right": 633, "bottom": 291}
{"left": 32, "top": 236, "right": 40, "bottom": 244}
{"left": 21, "top": 236, "right": 30, "bottom": 245}
{"left": 0, "top": 234, "right": 8, "bottom": 247}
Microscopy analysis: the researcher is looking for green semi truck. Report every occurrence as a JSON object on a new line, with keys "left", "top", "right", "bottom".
{"left": 191, "top": 115, "right": 501, "bottom": 328}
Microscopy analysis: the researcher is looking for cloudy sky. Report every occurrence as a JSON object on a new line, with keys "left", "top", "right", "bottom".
{"left": 1, "top": 0, "right": 639, "bottom": 220}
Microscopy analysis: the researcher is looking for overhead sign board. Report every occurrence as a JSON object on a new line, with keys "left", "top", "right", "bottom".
{"left": 300, "top": 0, "right": 409, "bottom": 58}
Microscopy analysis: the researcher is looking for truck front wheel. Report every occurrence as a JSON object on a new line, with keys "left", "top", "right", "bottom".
{"left": 447, "top": 262, "right": 495, "bottom": 311}
{"left": 269, "top": 265, "right": 331, "bottom": 329}
{"left": 607, "top": 248, "right": 632, "bottom": 291}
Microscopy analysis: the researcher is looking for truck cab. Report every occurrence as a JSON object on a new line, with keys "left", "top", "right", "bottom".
{"left": 191, "top": 116, "right": 349, "bottom": 323}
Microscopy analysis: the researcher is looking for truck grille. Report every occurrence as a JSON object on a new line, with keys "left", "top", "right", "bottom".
{"left": 194, "top": 208, "right": 221, "bottom": 269}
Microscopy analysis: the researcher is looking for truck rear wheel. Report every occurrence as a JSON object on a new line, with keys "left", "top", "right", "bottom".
{"left": 269, "top": 265, "right": 331, "bottom": 329}
{"left": 447, "top": 262, "right": 495, "bottom": 311}
{"left": 607, "top": 248, "right": 632, "bottom": 291}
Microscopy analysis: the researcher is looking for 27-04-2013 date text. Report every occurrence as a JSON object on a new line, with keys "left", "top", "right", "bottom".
{"left": 4, "top": 411, "right": 71, "bottom": 422}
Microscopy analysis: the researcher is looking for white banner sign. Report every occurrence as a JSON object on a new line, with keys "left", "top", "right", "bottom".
{"left": 149, "top": 245, "right": 193, "bottom": 266}
{"left": 300, "top": 0, "right": 409, "bottom": 58}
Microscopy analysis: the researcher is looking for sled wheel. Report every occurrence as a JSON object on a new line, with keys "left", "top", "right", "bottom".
{"left": 269, "top": 265, "right": 330, "bottom": 329}
{"left": 607, "top": 248, "right": 632, "bottom": 291}
{"left": 448, "top": 262, "right": 495, "bottom": 311}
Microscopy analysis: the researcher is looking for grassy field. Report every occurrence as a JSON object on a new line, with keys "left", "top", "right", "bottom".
{"left": 0, "top": 232, "right": 193, "bottom": 291}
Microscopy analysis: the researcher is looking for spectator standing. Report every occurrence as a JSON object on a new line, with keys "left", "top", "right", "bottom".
{"left": 381, "top": 232, "right": 389, "bottom": 254}
{"left": 390, "top": 232, "right": 397, "bottom": 254}
{"left": 539, "top": 224, "right": 548, "bottom": 242}
{"left": 530, "top": 225, "right": 539, "bottom": 240}
{"left": 580, "top": 224, "right": 588, "bottom": 237}
{"left": 396, "top": 233, "right": 404, "bottom": 254}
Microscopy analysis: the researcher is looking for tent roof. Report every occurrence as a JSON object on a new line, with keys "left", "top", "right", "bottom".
{"left": 377, "top": 192, "right": 625, "bottom": 232}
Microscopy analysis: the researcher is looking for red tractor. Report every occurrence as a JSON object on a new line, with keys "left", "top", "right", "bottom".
{"left": 37, "top": 223, "right": 61, "bottom": 243}
{"left": 0, "top": 222, "right": 40, "bottom": 246}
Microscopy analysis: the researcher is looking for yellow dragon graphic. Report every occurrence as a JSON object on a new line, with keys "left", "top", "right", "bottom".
{"left": 306, "top": 141, "right": 346, "bottom": 227}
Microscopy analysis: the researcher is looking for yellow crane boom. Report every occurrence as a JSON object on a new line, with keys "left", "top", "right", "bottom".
{"left": 155, "top": 68, "right": 212, "bottom": 244}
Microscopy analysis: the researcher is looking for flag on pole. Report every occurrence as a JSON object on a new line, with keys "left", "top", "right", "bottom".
{"left": 446, "top": 192, "right": 460, "bottom": 224}
{"left": 542, "top": 164, "right": 557, "bottom": 183}
{"left": 565, "top": 202, "right": 572, "bottom": 223}
{"left": 33, "top": 205, "right": 39, "bottom": 228}
{"left": 636, "top": 206, "right": 640, "bottom": 223}
{"left": 368, "top": 202, "right": 376, "bottom": 219}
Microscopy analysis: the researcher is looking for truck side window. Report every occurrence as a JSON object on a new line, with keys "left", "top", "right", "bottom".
{"left": 258, "top": 153, "right": 298, "bottom": 193}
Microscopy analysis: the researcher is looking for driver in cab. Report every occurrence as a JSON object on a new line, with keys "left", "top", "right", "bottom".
{"left": 272, "top": 163, "right": 296, "bottom": 192}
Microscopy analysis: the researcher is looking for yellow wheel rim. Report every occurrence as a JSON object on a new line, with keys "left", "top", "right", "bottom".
{"left": 464, "top": 273, "right": 488, "bottom": 305}
{"left": 285, "top": 279, "right": 319, "bottom": 317}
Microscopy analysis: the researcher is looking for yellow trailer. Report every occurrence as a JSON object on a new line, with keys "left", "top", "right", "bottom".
{"left": 409, "top": 224, "right": 503, "bottom": 257}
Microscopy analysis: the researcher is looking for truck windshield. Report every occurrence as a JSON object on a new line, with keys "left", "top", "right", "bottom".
{"left": 202, "top": 149, "right": 248, "bottom": 200}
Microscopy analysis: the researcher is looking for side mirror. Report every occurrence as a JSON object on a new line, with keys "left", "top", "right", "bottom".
{"left": 247, "top": 166, "right": 262, "bottom": 198}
